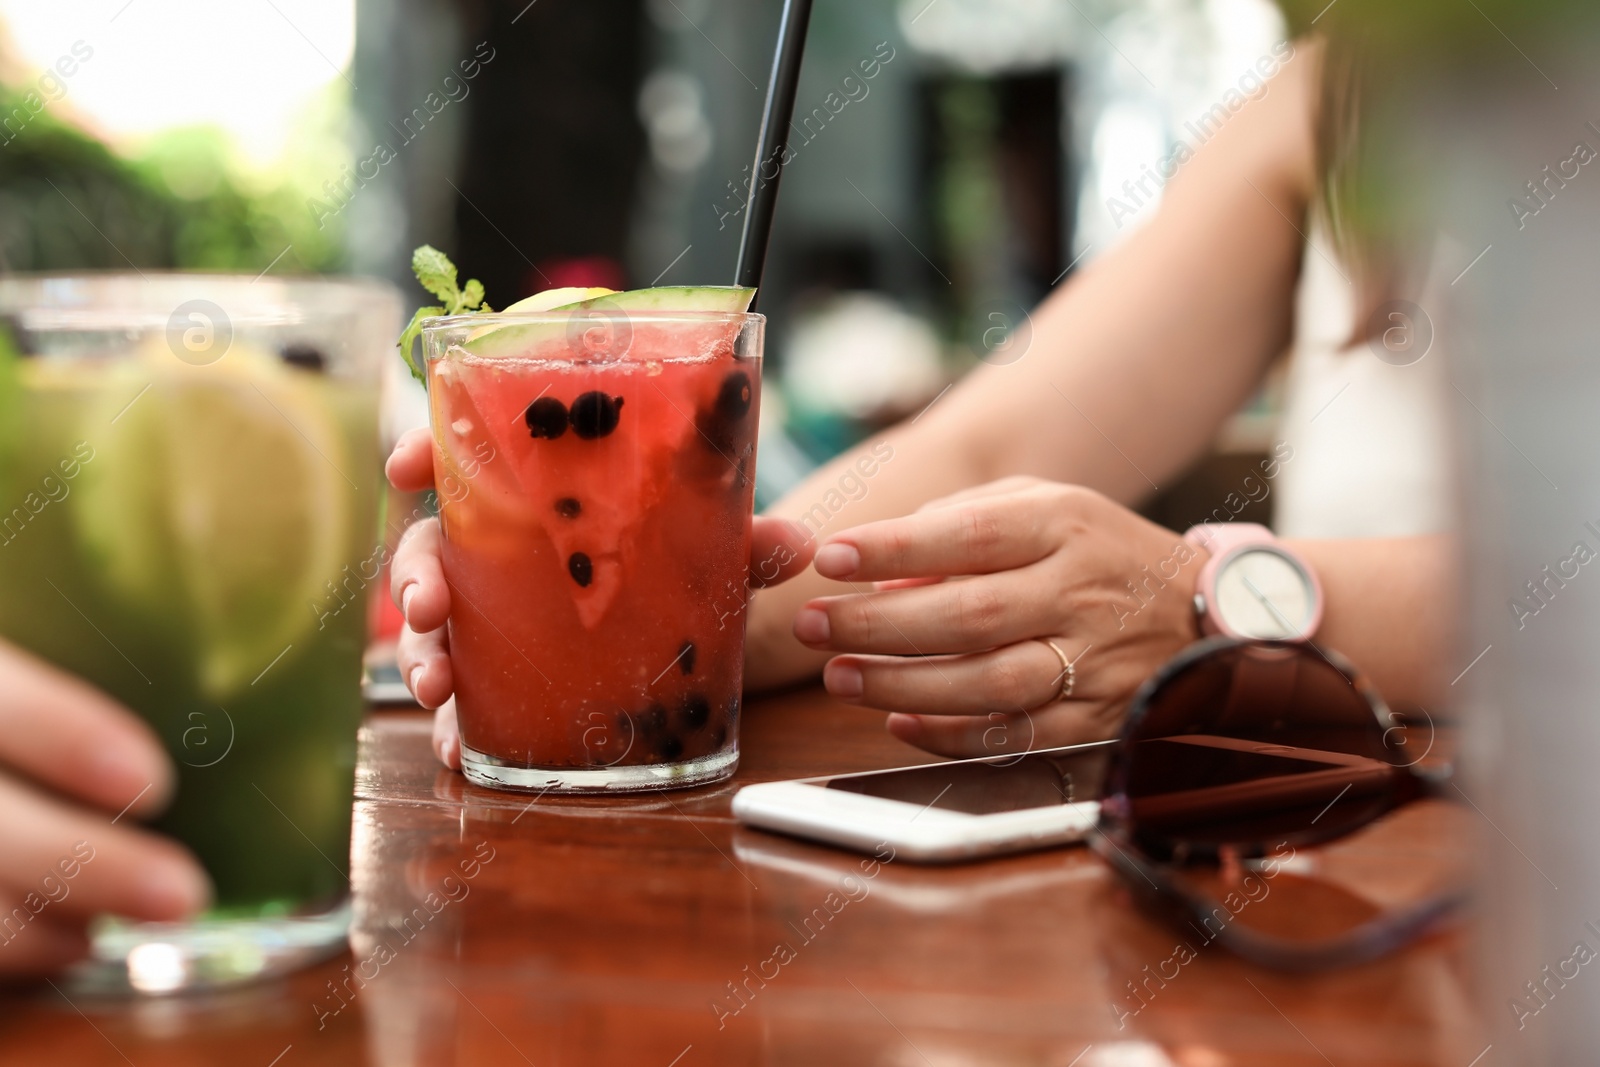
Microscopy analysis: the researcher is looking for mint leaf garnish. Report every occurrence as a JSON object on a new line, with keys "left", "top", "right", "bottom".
{"left": 412, "top": 245, "right": 459, "bottom": 305}
{"left": 396, "top": 245, "right": 492, "bottom": 385}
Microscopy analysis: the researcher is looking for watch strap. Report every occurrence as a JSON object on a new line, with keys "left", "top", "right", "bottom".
{"left": 1184, "top": 522, "right": 1274, "bottom": 557}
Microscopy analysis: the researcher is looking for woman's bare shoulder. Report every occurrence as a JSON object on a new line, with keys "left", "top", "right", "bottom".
{"left": 1166, "top": 35, "right": 1323, "bottom": 208}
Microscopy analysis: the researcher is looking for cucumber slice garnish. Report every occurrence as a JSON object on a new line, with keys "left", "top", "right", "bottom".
{"left": 464, "top": 286, "right": 757, "bottom": 359}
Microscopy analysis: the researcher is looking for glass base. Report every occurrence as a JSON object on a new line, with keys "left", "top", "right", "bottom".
{"left": 63, "top": 899, "right": 351, "bottom": 997}
{"left": 460, "top": 742, "right": 738, "bottom": 793}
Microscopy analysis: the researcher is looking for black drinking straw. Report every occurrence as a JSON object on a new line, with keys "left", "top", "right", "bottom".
{"left": 733, "top": 0, "right": 815, "bottom": 310}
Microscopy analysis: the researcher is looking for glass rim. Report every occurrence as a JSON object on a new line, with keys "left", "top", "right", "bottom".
{"left": 0, "top": 269, "right": 398, "bottom": 297}
{"left": 0, "top": 271, "right": 401, "bottom": 335}
{"left": 421, "top": 308, "right": 766, "bottom": 332}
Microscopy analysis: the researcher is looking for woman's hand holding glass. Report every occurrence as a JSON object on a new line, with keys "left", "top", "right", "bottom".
{"left": 385, "top": 428, "right": 817, "bottom": 770}
{"left": 0, "top": 644, "right": 210, "bottom": 977}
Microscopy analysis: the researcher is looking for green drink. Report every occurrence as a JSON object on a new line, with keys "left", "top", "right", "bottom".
{"left": 0, "top": 275, "right": 396, "bottom": 992}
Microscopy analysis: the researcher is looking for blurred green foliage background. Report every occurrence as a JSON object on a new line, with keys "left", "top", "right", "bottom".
{"left": 0, "top": 86, "right": 344, "bottom": 274}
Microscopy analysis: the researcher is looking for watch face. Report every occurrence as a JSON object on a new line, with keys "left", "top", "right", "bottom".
{"left": 1213, "top": 547, "right": 1315, "bottom": 639}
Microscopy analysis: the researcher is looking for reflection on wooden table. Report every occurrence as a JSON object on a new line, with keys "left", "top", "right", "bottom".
{"left": 1, "top": 687, "right": 1480, "bottom": 1066}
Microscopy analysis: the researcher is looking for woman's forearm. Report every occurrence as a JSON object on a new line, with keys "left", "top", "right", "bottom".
{"left": 745, "top": 45, "right": 1324, "bottom": 693}
{"left": 1288, "top": 535, "right": 1456, "bottom": 709}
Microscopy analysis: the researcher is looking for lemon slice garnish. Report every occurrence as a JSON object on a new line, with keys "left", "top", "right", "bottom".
{"left": 64, "top": 344, "right": 351, "bottom": 700}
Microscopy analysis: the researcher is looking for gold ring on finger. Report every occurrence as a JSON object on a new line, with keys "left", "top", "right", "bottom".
{"left": 1038, "top": 638, "right": 1076, "bottom": 702}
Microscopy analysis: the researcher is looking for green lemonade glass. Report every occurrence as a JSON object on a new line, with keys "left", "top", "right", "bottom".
{"left": 0, "top": 274, "right": 396, "bottom": 994}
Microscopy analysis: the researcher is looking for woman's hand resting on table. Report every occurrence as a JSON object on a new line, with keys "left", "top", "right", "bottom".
{"left": 795, "top": 477, "right": 1206, "bottom": 757}
{"left": 0, "top": 643, "right": 210, "bottom": 977}
{"left": 385, "top": 427, "right": 818, "bottom": 770}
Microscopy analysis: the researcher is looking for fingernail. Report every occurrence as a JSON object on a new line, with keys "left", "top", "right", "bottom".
{"left": 793, "top": 607, "right": 831, "bottom": 645}
{"left": 138, "top": 862, "right": 210, "bottom": 919}
{"left": 409, "top": 663, "right": 428, "bottom": 705}
{"left": 400, "top": 582, "right": 416, "bottom": 618}
{"left": 813, "top": 543, "right": 860, "bottom": 578}
{"left": 826, "top": 663, "right": 864, "bottom": 700}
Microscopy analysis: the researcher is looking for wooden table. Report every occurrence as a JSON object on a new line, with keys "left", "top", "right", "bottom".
{"left": 1, "top": 688, "right": 1480, "bottom": 1066}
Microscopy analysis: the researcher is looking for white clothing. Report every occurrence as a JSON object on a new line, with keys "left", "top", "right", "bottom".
{"left": 1271, "top": 229, "right": 1455, "bottom": 539}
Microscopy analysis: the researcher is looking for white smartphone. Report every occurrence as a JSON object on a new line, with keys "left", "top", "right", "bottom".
{"left": 731, "top": 741, "right": 1114, "bottom": 864}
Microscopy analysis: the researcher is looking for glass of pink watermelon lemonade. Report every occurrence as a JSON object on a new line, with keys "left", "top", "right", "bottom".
{"left": 421, "top": 289, "right": 762, "bottom": 791}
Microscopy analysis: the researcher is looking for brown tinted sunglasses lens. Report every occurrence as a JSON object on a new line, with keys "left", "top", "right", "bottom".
{"left": 1158, "top": 798, "right": 1470, "bottom": 963}
{"left": 1124, "top": 644, "right": 1406, "bottom": 848}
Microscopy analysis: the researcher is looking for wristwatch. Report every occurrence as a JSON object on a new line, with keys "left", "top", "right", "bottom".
{"left": 1183, "top": 523, "right": 1323, "bottom": 642}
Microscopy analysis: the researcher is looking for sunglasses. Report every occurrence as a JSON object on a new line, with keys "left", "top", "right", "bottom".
{"left": 1091, "top": 638, "right": 1469, "bottom": 971}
